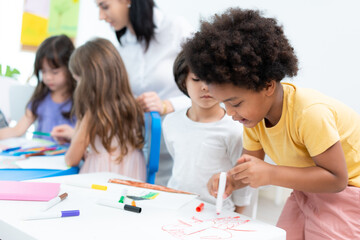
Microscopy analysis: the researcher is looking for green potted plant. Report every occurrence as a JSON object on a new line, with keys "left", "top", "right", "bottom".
{"left": 0, "top": 64, "right": 20, "bottom": 79}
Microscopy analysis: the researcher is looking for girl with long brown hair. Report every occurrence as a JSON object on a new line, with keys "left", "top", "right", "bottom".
{"left": 61, "top": 37, "right": 145, "bottom": 180}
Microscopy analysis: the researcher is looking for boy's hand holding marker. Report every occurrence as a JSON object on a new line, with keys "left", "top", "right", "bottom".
{"left": 208, "top": 154, "right": 274, "bottom": 198}
{"left": 228, "top": 154, "right": 274, "bottom": 188}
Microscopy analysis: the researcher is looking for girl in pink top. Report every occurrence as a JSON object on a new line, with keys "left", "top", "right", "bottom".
{"left": 54, "top": 38, "right": 146, "bottom": 181}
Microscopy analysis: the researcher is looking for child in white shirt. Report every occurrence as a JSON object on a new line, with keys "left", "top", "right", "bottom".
{"left": 163, "top": 51, "right": 252, "bottom": 213}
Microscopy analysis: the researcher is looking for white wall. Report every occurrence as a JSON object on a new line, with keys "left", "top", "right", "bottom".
{"left": 1, "top": 0, "right": 360, "bottom": 113}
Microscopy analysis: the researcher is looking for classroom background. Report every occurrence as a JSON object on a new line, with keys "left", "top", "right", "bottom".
{"left": 1, "top": 0, "right": 360, "bottom": 224}
{"left": 1, "top": 0, "right": 359, "bottom": 114}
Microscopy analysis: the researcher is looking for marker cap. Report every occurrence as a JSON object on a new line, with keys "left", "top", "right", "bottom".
{"left": 92, "top": 184, "right": 107, "bottom": 191}
{"left": 196, "top": 203, "right": 204, "bottom": 212}
{"left": 124, "top": 204, "right": 142, "bottom": 213}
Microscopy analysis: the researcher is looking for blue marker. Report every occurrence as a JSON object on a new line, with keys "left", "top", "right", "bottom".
{"left": 2, "top": 146, "right": 21, "bottom": 152}
{"left": 24, "top": 210, "right": 80, "bottom": 220}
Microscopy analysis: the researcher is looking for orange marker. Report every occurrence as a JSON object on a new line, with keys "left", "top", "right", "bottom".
{"left": 131, "top": 200, "right": 136, "bottom": 207}
{"left": 196, "top": 203, "right": 204, "bottom": 212}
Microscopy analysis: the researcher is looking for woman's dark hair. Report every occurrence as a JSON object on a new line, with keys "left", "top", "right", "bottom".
{"left": 115, "top": 0, "right": 156, "bottom": 51}
{"left": 29, "top": 34, "right": 76, "bottom": 119}
{"left": 183, "top": 8, "right": 298, "bottom": 91}
{"left": 173, "top": 50, "right": 190, "bottom": 97}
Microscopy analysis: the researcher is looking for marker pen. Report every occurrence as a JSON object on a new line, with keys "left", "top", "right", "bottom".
{"left": 45, "top": 149, "right": 66, "bottom": 156}
{"left": 2, "top": 146, "right": 21, "bottom": 152}
{"left": 216, "top": 172, "right": 227, "bottom": 215}
{"left": 25, "top": 210, "right": 80, "bottom": 220}
{"left": 25, "top": 152, "right": 45, "bottom": 158}
{"left": 66, "top": 182, "right": 107, "bottom": 191}
{"left": 97, "top": 199, "right": 142, "bottom": 213}
{"left": 32, "top": 131, "right": 51, "bottom": 137}
{"left": 42, "top": 193, "right": 68, "bottom": 211}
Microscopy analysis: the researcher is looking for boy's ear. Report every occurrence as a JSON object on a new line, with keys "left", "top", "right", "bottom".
{"left": 264, "top": 80, "right": 277, "bottom": 96}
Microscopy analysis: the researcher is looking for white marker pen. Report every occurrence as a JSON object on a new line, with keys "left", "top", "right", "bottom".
{"left": 216, "top": 172, "right": 227, "bottom": 215}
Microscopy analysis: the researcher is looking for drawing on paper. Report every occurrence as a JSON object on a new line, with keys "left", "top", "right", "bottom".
{"left": 126, "top": 191, "right": 160, "bottom": 201}
{"left": 162, "top": 216, "right": 255, "bottom": 239}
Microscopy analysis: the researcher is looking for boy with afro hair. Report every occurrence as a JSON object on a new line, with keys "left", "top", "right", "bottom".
{"left": 183, "top": 8, "right": 360, "bottom": 239}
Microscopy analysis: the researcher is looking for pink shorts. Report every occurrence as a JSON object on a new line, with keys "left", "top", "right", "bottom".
{"left": 276, "top": 186, "right": 360, "bottom": 240}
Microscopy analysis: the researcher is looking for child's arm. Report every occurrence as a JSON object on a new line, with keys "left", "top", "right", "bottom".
{"left": 0, "top": 109, "right": 35, "bottom": 140}
{"left": 64, "top": 114, "right": 90, "bottom": 167}
{"left": 229, "top": 141, "right": 348, "bottom": 193}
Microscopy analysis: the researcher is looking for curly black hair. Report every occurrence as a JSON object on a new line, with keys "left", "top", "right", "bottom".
{"left": 183, "top": 8, "right": 298, "bottom": 91}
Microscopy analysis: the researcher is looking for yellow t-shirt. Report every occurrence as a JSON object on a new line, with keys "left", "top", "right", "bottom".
{"left": 243, "top": 83, "right": 360, "bottom": 187}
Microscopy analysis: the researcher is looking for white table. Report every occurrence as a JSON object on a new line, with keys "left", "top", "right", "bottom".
{"left": 0, "top": 172, "right": 286, "bottom": 240}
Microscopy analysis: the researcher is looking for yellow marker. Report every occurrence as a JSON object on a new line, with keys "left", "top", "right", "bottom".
{"left": 66, "top": 182, "right": 108, "bottom": 191}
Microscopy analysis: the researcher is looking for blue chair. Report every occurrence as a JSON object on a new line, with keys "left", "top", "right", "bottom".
{"left": 143, "top": 111, "right": 162, "bottom": 184}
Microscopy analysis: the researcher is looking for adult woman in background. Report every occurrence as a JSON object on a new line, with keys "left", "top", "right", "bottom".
{"left": 97, "top": 0, "right": 193, "bottom": 185}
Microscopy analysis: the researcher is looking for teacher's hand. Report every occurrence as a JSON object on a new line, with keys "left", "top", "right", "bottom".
{"left": 136, "top": 91, "right": 171, "bottom": 115}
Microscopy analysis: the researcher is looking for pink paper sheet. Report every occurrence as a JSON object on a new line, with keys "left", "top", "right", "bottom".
{"left": 0, "top": 181, "right": 60, "bottom": 201}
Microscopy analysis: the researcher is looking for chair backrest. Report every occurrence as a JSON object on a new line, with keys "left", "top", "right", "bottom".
{"left": 9, "top": 84, "right": 35, "bottom": 122}
{"left": 143, "top": 111, "right": 162, "bottom": 184}
{"left": 242, "top": 187, "right": 259, "bottom": 219}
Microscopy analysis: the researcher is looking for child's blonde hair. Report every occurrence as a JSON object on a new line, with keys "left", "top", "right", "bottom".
{"left": 69, "top": 38, "right": 144, "bottom": 162}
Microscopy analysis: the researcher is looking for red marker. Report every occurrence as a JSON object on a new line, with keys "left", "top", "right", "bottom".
{"left": 196, "top": 203, "right": 204, "bottom": 212}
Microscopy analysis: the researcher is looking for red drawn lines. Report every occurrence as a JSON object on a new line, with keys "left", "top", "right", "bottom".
{"left": 162, "top": 216, "right": 255, "bottom": 239}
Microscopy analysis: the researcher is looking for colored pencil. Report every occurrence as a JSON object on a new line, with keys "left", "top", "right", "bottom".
{"left": 32, "top": 131, "right": 51, "bottom": 137}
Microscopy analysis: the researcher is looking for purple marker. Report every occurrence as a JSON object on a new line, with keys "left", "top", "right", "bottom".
{"left": 25, "top": 210, "right": 80, "bottom": 220}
